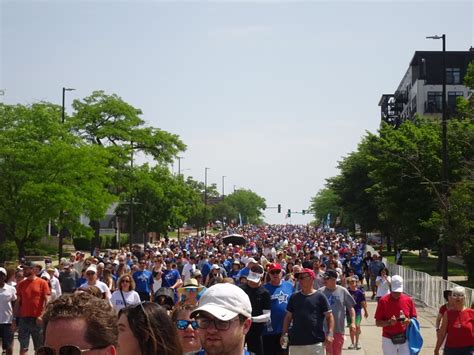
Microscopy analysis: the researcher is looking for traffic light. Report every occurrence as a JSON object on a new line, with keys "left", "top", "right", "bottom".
{"left": 277, "top": 204, "right": 281, "bottom": 213}
{"left": 287, "top": 209, "right": 291, "bottom": 218}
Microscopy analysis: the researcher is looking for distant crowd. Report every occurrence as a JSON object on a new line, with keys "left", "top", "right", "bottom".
{"left": 0, "top": 224, "right": 472, "bottom": 355}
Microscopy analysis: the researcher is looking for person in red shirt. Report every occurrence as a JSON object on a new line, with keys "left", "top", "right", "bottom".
{"left": 13, "top": 261, "right": 50, "bottom": 355}
{"left": 435, "top": 286, "right": 474, "bottom": 355}
{"left": 374, "top": 275, "right": 417, "bottom": 355}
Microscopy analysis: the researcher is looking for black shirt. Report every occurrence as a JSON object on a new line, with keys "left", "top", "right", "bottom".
{"left": 241, "top": 284, "right": 271, "bottom": 337}
{"left": 287, "top": 291, "right": 331, "bottom": 345}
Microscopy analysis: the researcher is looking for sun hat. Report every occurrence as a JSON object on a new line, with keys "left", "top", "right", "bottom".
{"left": 190, "top": 283, "right": 252, "bottom": 320}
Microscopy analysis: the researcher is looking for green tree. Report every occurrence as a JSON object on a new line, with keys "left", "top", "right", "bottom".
{"left": 0, "top": 103, "right": 115, "bottom": 258}
{"left": 310, "top": 188, "right": 341, "bottom": 226}
{"left": 224, "top": 189, "right": 266, "bottom": 225}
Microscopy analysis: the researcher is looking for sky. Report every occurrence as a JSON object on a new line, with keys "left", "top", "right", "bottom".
{"left": 1, "top": 0, "right": 473, "bottom": 224}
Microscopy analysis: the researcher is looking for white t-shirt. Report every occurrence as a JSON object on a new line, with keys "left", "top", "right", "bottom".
{"left": 0, "top": 283, "right": 17, "bottom": 324}
{"left": 182, "top": 263, "right": 196, "bottom": 282}
{"left": 80, "top": 280, "right": 111, "bottom": 299}
{"left": 110, "top": 290, "right": 141, "bottom": 312}
{"left": 376, "top": 275, "right": 391, "bottom": 297}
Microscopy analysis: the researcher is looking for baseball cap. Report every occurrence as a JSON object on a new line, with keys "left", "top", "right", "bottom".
{"left": 322, "top": 269, "right": 338, "bottom": 279}
{"left": 391, "top": 275, "right": 404, "bottom": 292}
{"left": 211, "top": 264, "right": 220, "bottom": 270}
{"left": 295, "top": 268, "right": 315, "bottom": 279}
{"left": 86, "top": 265, "right": 97, "bottom": 274}
{"left": 246, "top": 258, "right": 257, "bottom": 266}
{"left": 190, "top": 283, "right": 252, "bottom": 320}
{"left": 247, "top": 268, "right": 263, "bottom": 282}
{"left": 267, "top": 263, "right": 282, "bottom": 272}
{"left": 0, "top": 267, "right": 6, "bottom": 276}
{"left": 23, "top": 261, "right": 36, "bottom": 268}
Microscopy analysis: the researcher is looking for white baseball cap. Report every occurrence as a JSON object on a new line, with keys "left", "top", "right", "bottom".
{"left": 0, "top": 267, "right": 6, "bottom": 276}
{"left": 391, "top": 275, "right": 404, "bottom": 292}
{"left": 86, "top": 266, "right": 97, "bottom": 274}
{"left": 191, "top": 283, "right": 252, "bottom": 320}
{"left": 246, "top": 270, "right": 263, "bottom": 283}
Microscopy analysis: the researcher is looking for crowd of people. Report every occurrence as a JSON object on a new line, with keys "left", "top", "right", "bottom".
{"left": 0, "top": 224, "right": 472, "bottom": 355}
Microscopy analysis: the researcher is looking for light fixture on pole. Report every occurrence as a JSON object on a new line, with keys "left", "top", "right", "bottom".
{"left": 426, "top": 34, "right": 448, "bottom": 280}
{"left": 62, "top": 87, "right": 75, "bottom": 123}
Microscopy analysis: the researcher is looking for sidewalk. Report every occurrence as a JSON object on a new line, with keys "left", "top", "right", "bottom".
{"left": 342, "top": 298, "right": 437, "bottom": 354}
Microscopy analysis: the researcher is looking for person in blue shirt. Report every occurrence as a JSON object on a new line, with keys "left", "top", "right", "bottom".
{"left": 350, "top": 251, "right": 364, "bottom": 282}
{"left": 200, "top": 254, "right": 216, "bottom": 281}
{"left": 263, "top": 263, "right": 294, "bottom": 355}
{"left": 161, "top": 260, "right": 183, "bottom": 303}
{"left": 132, "top": 259, "right": 154, "bottom": 301}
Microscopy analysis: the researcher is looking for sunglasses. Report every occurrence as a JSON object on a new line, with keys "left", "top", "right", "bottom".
{"left": 298, "top": 275, "right": 311, "bottom": 281}
{"left": 269, "top": 270, "right": 281, "bottom": 275}
{"left": 451, "top": 293, "right": 465, "bottom": 298}
{"left": 196, "top": 316, "right": 240, "bottom": 331}
{"left": 184, "top": 288, "right": 197, "bottom": 293}
{"left": 121, "top": 280, "right": 131, "bottom": 283}
{"left": 86, "top": 272, "right": 95, "bottom": 276}
{"left": 36, "top": 345, "right": 106, "bottom": 355}
{"left": 176, "top": 319, "right": 199, "bottom": 330}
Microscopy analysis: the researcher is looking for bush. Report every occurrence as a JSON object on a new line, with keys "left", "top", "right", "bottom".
{"left": 0, "top": 241, "right": 19, "bottom": 263}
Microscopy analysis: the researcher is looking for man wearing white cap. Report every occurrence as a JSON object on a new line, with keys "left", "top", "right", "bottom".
{"left": 191, "top": 283, "right": 253, "bottom": 355}
{"left": 374, "top": 275, "right": 417, "bottom": 355}
{"left": 79, "top": 265, "right": 111, "bottom": 300}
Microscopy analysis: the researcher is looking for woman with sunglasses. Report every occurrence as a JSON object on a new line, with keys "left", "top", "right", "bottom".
{"left": 171, "top": 305, "right": 202, "bottom": 355}
{"left": 177, "top": 278, "right": 204, "bottom": 306}
{"left": 118, "top": 301, "right": 182, "bottom": 355}
{"left": 435, "top": 286, "right": 474, "bottom": 355}
{"left": 110, "top": 274, "right": 141, "bottom": 312}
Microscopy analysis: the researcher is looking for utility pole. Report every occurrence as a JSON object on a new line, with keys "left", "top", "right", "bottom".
{"left": 426, "top": 34, "right": 448, "bottom": 280}
{"left": 204, "top": 167, "right": 210, "bottom": 237}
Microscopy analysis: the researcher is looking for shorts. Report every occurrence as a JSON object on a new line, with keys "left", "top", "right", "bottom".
{"left": 325, "top": 333, "right": 344, "bottom": 355}
{"left": 289, "top": 342, "right": 324, "bottom": 355}
{"left": 263, "top": 333, "right": 288, "bottom": 354}
{"left": 347, "top": 314, "right": 362, "bottom": 326}
{"left": 0, "top": 324, "right": 14, "bottom": 350}
{"left": 18, "top": 317, "right": 43, "bottom": 351}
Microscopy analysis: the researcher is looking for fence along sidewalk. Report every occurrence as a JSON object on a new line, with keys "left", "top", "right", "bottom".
{"left": 384, "top": 260, "right": 473, "bottom": 311}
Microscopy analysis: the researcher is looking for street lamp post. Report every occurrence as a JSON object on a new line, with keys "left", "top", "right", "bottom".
{"left": 426, "top": 34, "right": 448, "bottom": 280}
{"left": 222, "top": 176, "right": 226, "bottom": 198}
{"left": 61, "top": 87, "right": 75, "bottom": 123}
{"left": 204, "top": 167, "right": 210, "bottom": 237}
{"left": 58, "top": 87, "right": 75, "bottom": 259}
{"left": 129, "top": 141, "right": 134, "bottom": 251}
{"left": 177, "top": 156, "right": 183, "bottom": 176}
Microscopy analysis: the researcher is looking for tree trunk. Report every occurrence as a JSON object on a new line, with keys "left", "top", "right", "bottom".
{"left": 16, "top": 238, "right": 26, "bottom": 261}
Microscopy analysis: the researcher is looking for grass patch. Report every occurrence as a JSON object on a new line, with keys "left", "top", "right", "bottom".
{"left": 385, "top": 253, "right": 467, "bottom": 277}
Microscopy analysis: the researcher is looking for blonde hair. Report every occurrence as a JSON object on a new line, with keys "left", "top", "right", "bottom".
{"left": 117, "top": 273, "right": 136, "bottom": 291}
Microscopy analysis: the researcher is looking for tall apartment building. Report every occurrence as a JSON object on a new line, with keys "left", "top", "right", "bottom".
{"left": 379, "top": 48, "right": 474, "bottom": 127}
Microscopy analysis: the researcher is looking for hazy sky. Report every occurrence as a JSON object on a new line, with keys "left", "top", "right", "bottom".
{"left": 1, "top": 0, "right": 473, "bottom": 224}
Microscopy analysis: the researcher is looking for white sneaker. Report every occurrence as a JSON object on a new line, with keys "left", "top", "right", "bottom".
{"left": 348, "top": 344, "right": 356, "bottom": 350}
{"left": 356, "top": 344, "right": 362, "bottom": 350}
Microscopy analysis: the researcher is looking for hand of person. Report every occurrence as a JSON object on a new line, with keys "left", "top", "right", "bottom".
{"left": 11, "top": 319, "right": 16, "bottom": 332}
{"left": 434, "top": 349, "right": 439, "bottom": 355}
{"left": 350, "top": 322, "right": 357, "bottom": 332}
{"left": 325, "top": 335, "right": 334, "bottom": 346}
{"left": 36, "top": 316, "right": 43, "bottom": 326}
{"left": 401, "top": 318, "right": 411, "bottom": 326}
{"left": 279, "top": 334, "right": 288, "bottom": 347}
{"left": 364, "top": 311, "right": 369, "bottom": 319}
{"left": 388, "top": 316, "right": 397, "bottom": 326}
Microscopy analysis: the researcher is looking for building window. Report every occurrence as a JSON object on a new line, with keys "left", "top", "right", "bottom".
{"left": 426, "top": 92, "right": 443, "bottom": 113}
{"left": 448, "top": 91, "right": 463, "bottom": 113}
{"left": 446, "top": 68, "right": 461, "bottom": 84}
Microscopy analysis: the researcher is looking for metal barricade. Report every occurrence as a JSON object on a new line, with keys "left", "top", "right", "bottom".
{"left": 384, "top": 260, "right": 473, "bottom": 310}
